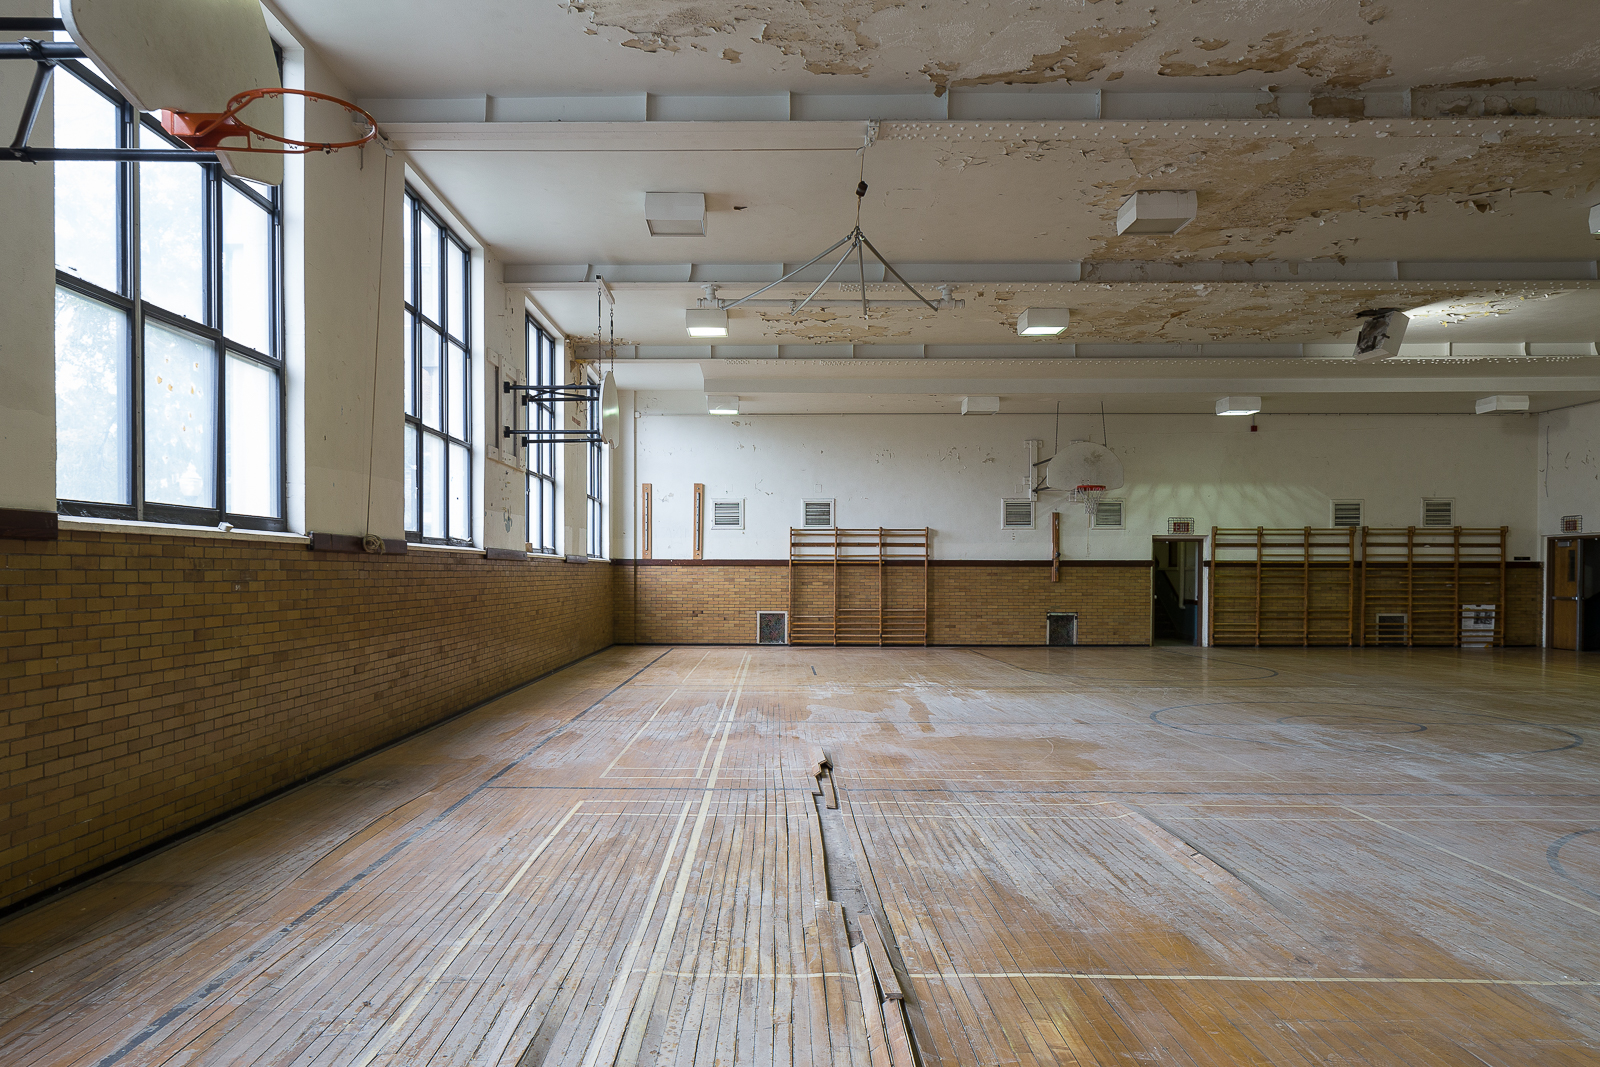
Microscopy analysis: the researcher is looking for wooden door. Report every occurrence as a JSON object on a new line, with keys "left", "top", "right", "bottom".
{"left": 1551, "top": 539, "right": 1578, "bottom": 650}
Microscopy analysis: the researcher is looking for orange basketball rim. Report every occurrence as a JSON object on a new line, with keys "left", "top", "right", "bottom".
{"left": 160, "top": 87, "right": 378, "bottom": 154}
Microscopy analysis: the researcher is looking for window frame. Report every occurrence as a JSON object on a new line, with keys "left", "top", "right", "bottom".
{"left": 587, "top": 367, "right": 606, "bottom": 559}
{"left": 53, "top": 62, "right": 287, "bottom": 531}
{"left": 402, "top": 187, "right": 473, "bottom": 546}
{"left": 525, "top": 315, "right": 559, "bottom": 556}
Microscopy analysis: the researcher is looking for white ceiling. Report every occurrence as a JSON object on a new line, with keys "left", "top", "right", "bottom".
{"left": 269, "top": 0, "right": 1600, "bottom": 413}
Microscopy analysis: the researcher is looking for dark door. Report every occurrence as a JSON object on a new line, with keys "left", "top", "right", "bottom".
{"left": 1552, "top": 539, "right": 1578, "bottom": 650}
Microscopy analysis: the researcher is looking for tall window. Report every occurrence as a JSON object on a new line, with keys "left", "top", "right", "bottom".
{"left": 53, "top": 62, "right": 284, "bottom": 528}
{"left": 526, "top": 316, "right": 558, "bottom": 555}
{"left": 402, "top": 189, "right": 472, "bottom": 545}
{"left": 587, "top": 373, "right": 606, "bottom": 559}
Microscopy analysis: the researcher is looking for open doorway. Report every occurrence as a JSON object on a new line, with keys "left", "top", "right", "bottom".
{"left": 1153, "top": 537, "right": 1203, "bottom": 645}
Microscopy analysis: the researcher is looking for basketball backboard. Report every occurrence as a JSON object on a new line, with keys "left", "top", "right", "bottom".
{"left": 61, "top": 0, "right": 283, "bottom": 184}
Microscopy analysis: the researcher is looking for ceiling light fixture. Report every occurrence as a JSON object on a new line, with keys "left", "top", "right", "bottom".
{"left": 1116, "top": 191, "right": 1197, "bottom": 235}
{"left": 1475, "top": 394, "right": 1530, "bottom": 414}
{"left": 645, "top": 191, "right": 706, "bottom": 236}
{"left": 1017, "top": 308, "right": 1070, "bottom": 336}
{"left": 961, "top": 396, "right": 1000, "bottom": 415}
{"left": 1590, "top": 204, "right": 1600, "bottom": 237}
{"left": 685, "top": 308, "right": 728, "bottom": 337}
{"left": 1216, "top": 396, "right": 1261, "bottom": 416}
{"left": 707, "top": 395, "right": 740, "bottom": 415}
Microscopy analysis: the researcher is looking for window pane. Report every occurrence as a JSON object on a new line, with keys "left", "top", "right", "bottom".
{"left": 402, "top": 196, "right": 414, "bottom": 305}
{"left": 144, "top": 321, "right": 216, "bottom": 507}
{"left": 418, "top": 212, "right": 439, "bottom": 322}
{"left": 422, "top": 431, "right": 444, "bottom": 538}
{"left": 420, "top": 322, "right": 441, "bottom": 429}
{"left": 403, "top": 311, "right": 415, "bottom": 415}
{"left": 448, "top": 441, "right": 469, "bottom": 540}
{"left": 447, "top": 343, "right": 466, "bottom": 439}
{"left": 222, "top": 184, "right": 271, "bottom": 354}
{"left": 404, "top": 423, "right": 419, "bottom": 532}
{"left": 53, "top": 74, "right": 119, "bottom": 291}
{"left": 447, "top": 244, "right": 466, "bottom": 341}
{"left": 225, "top": 353, "right": 280, "bottom": 516}
{"left": 139, "top": 127, "right": 205, "bottom": 322}
{"left": 55, "top": 287, "right": 131, "bottom": 503}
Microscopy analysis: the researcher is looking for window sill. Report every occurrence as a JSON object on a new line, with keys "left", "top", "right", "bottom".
{"left": 59, "top": 516, "right": 309, "bottom": 545}
{"left": 404, "top": 542, "right": 488, "bottom": 556}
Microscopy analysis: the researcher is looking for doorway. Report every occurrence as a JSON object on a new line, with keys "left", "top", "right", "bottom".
{"left": 1153, "top": 537, "right": 1203, "bottom": 645}
{"left": 1548, "top": 535, "right": 1600, "bottom": 650}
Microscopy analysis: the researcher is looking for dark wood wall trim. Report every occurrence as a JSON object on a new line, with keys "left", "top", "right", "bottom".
{"left": 612, "top": 557, "right": 1154, "bottom": 568}
{"left": 307, "top": 532, "right": 409, "bottom": 555}
{"left": 0, "top": 507, "right": 59, "bottom": 541}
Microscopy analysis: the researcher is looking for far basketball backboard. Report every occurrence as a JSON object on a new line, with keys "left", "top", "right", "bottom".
{"left": 61, "top": 0, "right": 283, "bottom": 184}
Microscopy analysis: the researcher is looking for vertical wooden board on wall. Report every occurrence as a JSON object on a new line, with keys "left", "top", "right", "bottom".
{"left": 1051, "top": 511, "right": 1060, "bottom": 583}
{"left": 641, "top": 483, "right": 652, "bottom": 560}
{"left": 693, "top": 483, "right": 704, "bottom": 560}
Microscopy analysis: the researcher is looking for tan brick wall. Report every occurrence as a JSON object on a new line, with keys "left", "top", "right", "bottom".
{"left": 613, "top": 563, "right": 789, "bottom": 644}
{"left": 614, "top": 561, "right": 1152, "bottom": 646}
{"left": 1, "top": 531, "right": 612, "bottom": 910}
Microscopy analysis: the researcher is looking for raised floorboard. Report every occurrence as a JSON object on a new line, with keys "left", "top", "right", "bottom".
{"left": 2, "top": 646, "right": 1599, "bottom": 1065}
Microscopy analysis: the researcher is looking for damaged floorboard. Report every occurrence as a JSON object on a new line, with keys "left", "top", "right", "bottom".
{"left": 1, "top": 645, "right": 1598, "bottom": 1065}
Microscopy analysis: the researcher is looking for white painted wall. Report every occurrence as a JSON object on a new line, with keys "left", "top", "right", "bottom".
{"left": 1538, "top": 399, "right": 1600, "bottom": 539}
{"left": 0, "top": 0, "right": 58, "bottom": 513}
{"left": 623, "top": 406, "right": 1541, "bottom": 560}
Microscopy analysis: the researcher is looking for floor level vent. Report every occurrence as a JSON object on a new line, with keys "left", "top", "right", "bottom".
{"left": 757, "top": 611, "right": 788, "bottom": 645}
{"left": 1047, "top": 612, "right": 1077, "bottom": 646}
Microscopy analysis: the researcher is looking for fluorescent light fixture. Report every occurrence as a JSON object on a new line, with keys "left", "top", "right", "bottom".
{"left": 961, "top": 396, "right": 1000, "bottom": 415}
{"left": 1017, "top": 308, "right": 1070, "bottom": 336}
{"left": 685, "top": 308, "right": 728, "bottom": 337}
{"left": 1215, "top": 396, "right": 1261, "bottom": 416}
{"left": 707, "top": 395, "right": 740, "bottom": 415}
{"left": 645, "top": 191, "right": 706, "bottom": 236}
{"left": 1590, "top": 203, "right": 1600, "bottom": 236}
{"left": 1116, "top": 190, "right": 1197, "bottom": 235}
{"left": 1475, "top": 394, "right": 1529, "bottom": 414}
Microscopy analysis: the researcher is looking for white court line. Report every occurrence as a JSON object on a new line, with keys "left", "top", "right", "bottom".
{"left": 1344, "top": 807, "right": 1600, "bottom": 919}
{"left": 600, "top": 687, "right": 681, "bottom": 779}
{"left": 346, "top": 801, "right": 585, "bottom": 1067}
{"left": 575, "top": 798, "right": 696, "bottom": 1067}
{"left": 583, "top": 652, "right": 750, "bottom": 1067}
{"left": 914, "top": 972, "right": 1600, "bottom": 987}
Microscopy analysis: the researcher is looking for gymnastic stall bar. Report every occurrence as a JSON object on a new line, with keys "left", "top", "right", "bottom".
{"left": 789, "top": 528, "right": 931, "bottom": 646}
{"left": 1209, "top": 527, "right": 1358, "bottom": 647}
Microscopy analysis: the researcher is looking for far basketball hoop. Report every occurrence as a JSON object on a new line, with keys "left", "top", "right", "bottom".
{"left": 159, "top": 88, "right": 378, "bottom": 156}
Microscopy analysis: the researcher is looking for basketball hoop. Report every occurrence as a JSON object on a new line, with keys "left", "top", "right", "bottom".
{"left": 160, "top": 88, "right": 378, "bottom": 155}
{"left": 1067, "top": 484, "right": 1107, "bottom": 513}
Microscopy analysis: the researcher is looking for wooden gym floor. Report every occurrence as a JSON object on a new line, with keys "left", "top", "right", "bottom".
{"left": 2, "top": 645, "right": 1598, "bottom": 1066}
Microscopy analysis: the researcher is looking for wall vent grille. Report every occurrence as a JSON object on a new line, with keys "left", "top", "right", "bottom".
{"left": 802, "top": 499, "right": 834, "bottom": 528}
{"left": 1003, "top": 499, "right": 1035, "bottom": 528}
{"left": 757, "top": 611, "right": 788, "bottom": 645}
{"left": 1375, "top": 612, "right": 1408, "bottom": 645}
{"left": 1091, "top": 500, "right": 1124, "bottom": 529}
{"left": 712, "top": 500, "right": 743, "bottom": 529}
{"left": 1422, "top": 498, "right": 1454, "bottom": 527}
{"left": 1332, "top": 501, "right": 1363, "bottom": 527}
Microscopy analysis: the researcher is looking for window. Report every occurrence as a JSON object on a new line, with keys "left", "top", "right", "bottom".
{"left": 712, "top": 500, "right": 744, "bottom": 529}
{"left": 1002, "top": 499, "right": 1034, "bottom": 528}
{"left": 803, "top": 499, "right": 835, "bottom": 528}
{"left": 1421, "top": 498, "right": 1454, "bottom": 528}
{"left": 1091, "top": 500, "right": 1124, "bottom": 529}
{"left": 526, "top": 316, "right": 558, "bottom": 554}
{"left": 403, "top": 189, "right": 472, "bottom": 544}
{"left": 53, "top": 62, "right": 284, "bottom": 528}
{"left": 1332, "top": 501, "right": 1363, "bottom": 528}
{"left": 586, "top": 370, "right": 606, "bottom": 558}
